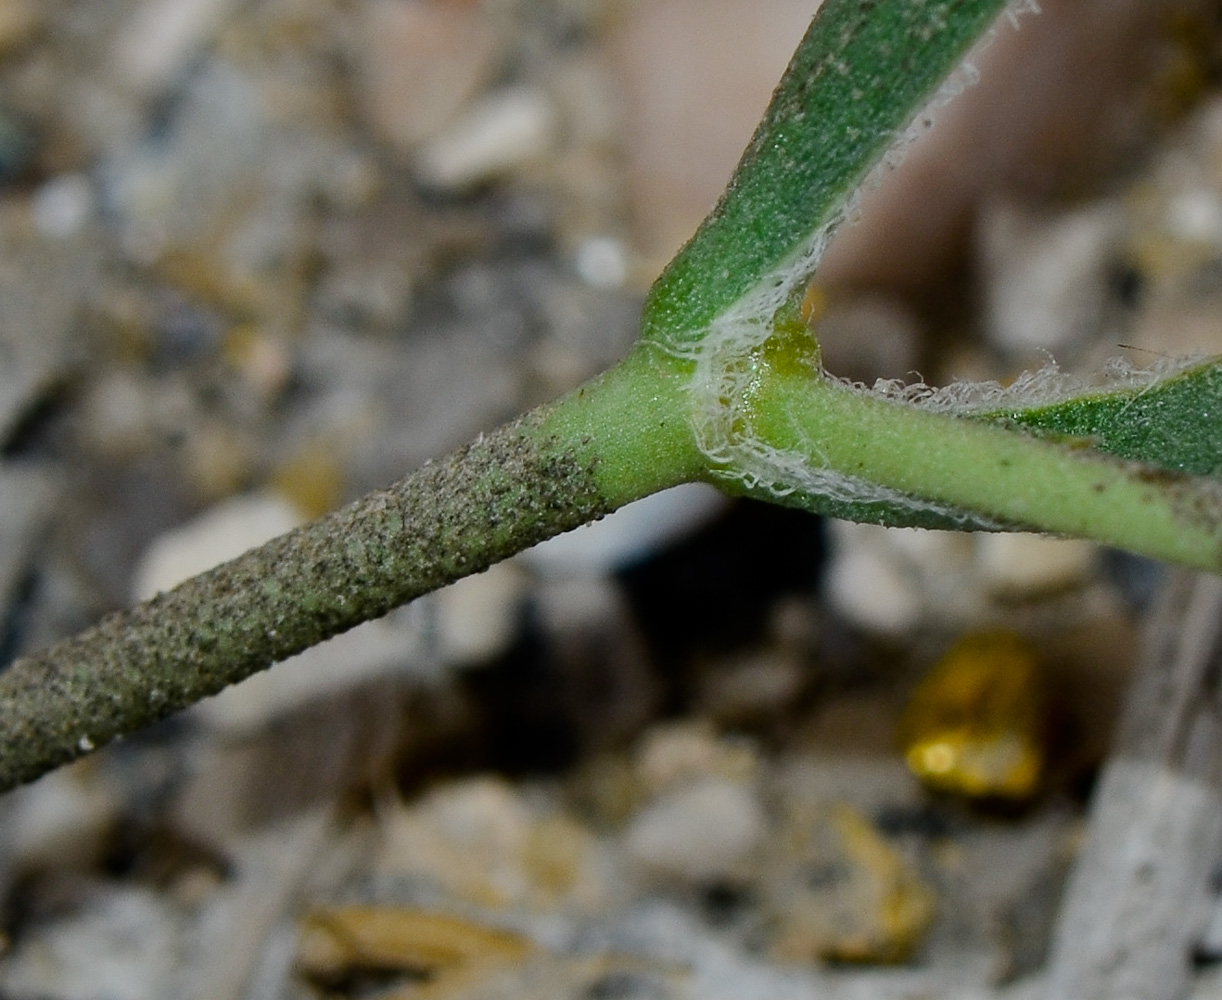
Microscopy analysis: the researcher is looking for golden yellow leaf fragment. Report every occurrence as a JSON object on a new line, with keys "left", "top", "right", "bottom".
{"left": 296, "top": 905, "right": 534, "bottom": 999}
{"left": 766, "top": 802, "right": 935, "bottom": 965}
{"left": 900, "top": 631, "right": 1047, "bottom": 800}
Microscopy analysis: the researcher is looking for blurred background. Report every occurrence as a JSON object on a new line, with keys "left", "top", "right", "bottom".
{"left": 2, "top": 1, "right": 1222, "bottom": 997}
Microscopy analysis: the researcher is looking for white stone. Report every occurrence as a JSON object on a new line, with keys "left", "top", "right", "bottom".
{"left": 521, "top": 483, "right": 727, "bottom": 577}
{"left": 432, "top": 561, "right": 528, "bottom": 664}
{"left": 635, "top": 721, "right": 759, "bottom": 795}
{"left": 131, "top": 492, "right": 303, "bottom": 600}
{"left": 384, "top": 778, "right": 531, "bottom": 871}
{"left": 976, "top": 532, "right": 1097, "bottom": 599}
{"left": 358, "top": 0, "right": 499, "bottom": 153}
{"left": 31, "top": 173, "right": 94, "bottom": 239}
{"left": 625, "top": 777, "right": 766, "bottom": 883}
{"left": 415, "top": 86, "right": 558, "bottom": 191}
{"left": 113, "top": 0, "right": 244, "bottom": 96}
{"left": 884, "top": 525, "right": 964, "bottom": 565}
{"left": 1166, "top": 187, "right": 1222, "bottom": 246}
{"left": 0, "top": 765, "right": 118, "bottom": 874}
{"left": 979, "top": 199, "right": 1124, "bottom": 354}
{"left": 0, "top": 886, "right": 179, "bottom": 1000}
{"left": 824, "top": 522, "right": 922, "bottom": 637}
{"left": 376, "top": 776, "right": 612, "bottom": 912}
{"left": 575, "top": 235, "right": 629, "bottom": 289}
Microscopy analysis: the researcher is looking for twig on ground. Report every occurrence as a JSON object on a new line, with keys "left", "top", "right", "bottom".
{"left": 1044, "top": 570, "right": 1222, "bottom": 1000}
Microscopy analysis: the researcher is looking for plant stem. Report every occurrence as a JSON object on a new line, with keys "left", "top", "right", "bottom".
{"left": 0, "top": 345, "right": 701, "bottom": 792}
{"left": 738, "top": 353, "right": 1222, "bottom": 571}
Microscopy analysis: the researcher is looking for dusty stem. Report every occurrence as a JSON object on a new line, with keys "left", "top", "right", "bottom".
{"left": 0, "top": 412, "right": 610, "bottom": 791}
{"left": 0, "top": 345, "right": 705, "bottom": 793}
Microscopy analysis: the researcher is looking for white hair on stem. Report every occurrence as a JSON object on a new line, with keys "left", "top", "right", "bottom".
{"left": 672, "top": 0, "right": 1050, "bottom": 526}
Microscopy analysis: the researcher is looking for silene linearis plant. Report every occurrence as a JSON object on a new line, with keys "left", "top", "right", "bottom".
{"left": 1, "top": 0, "right": 1220, "bottom": 791}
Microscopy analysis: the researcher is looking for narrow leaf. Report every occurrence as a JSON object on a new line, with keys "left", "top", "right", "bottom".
{"left": 641, "top": 0, "right": 1013, "bottom": 348}
{"left": 979, "top": 359, "right": 1222, "bottom": 478}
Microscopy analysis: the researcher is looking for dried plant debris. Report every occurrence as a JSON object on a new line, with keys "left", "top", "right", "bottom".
{"left": 900, "top": 632, "right": 1047, "bottom": 802}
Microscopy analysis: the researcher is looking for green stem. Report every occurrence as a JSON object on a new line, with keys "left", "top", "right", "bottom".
{"left": 0, "top": 345, "right": 700, "bottom": 792}
{"left": 739, "top": 353, "right": 1222, "bottom": 571}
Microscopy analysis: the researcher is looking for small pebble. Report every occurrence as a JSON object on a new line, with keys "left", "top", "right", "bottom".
{"left": 624, "top": 777, "right": 765, "bottom": 884}
{"left": 113, "top": 0, "right": 244, "bottom": 96}
{"left": 824, "top": 523, "right": 922, "bottom": 638}
{"left": 1164, "top": 186, "right": 1222, "bottom": 246}
{"left": 975, "top": 533, "right": 1096, "bottom": 600}
{"left": 885, "top": 525, "right": 970, "bottom": 567}
{"left": 415, "top": 85, "right": 558, "bottom": 191}
{"left": 575, "top": 235, "right": 629, "bottom": 289}
{"left": 222, "top": 325, "right": 294, "bottom": 402}
{"left": 900, "top": 631, "right": 1047, "bottom": 800}
{"left": 377, "top": 777, "right": 611, "bottom": 913}
{"left": 635, "top": 721, "right": 759, "bottom": 795}
{"left": 31, "top": 174, "right": 95, "bottom": 239}
{"left": 764, "top": 802, "right": 935, "bottom": 964}
{"left": 0, "top": 886, "right": 180, "bottom": 1000}
{"left": 697, "top": 652, "right": 805, "bottom": 725}
{"left": 432, "top": 562, "right": 528, "bottom": 665}
{"left": 358, "top": 0, "right": 500, "bottom": 154}
{"left": 978, "top": 198, "right": 1125, "bottom": 355}
{"left": 131, "top": 491, "right": 303, "bottom": 600}
{"left": 296, "top": 905, "right": 534, "bottom": 987}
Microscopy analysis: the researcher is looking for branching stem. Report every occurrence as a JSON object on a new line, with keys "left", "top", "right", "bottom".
{"left": 0, "top": 346, "right": 702, "bottom": 791}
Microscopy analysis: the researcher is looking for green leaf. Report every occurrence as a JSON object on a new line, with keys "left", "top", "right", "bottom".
{"left": 640, "top": 0, "right": 1012, "bottom": 348}
{"left": 979, "top": 358, "right": 1222, "bottom": 478}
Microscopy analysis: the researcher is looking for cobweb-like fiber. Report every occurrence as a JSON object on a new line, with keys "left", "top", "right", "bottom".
{"left": 676, "top": 221, "right": 995, "bottom": 526}
{"left": 864, "top": 354, "right": 1205, "bottom": 415}
{"left": 668, "top": 0, "right": 1053, "bottom": 528}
